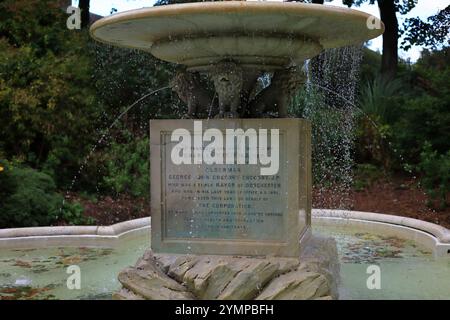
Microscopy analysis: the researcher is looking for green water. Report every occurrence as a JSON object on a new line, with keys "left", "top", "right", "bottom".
{"left": 315, "top": 225, "right": 450, "bottom": 300}
{"left": 0, "top": 226, "right": 449, "bottom": 300}
{"left": 0, "top": 233, "right": 149, "bottom": 300}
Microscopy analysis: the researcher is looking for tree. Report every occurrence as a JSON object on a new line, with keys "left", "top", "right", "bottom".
{"left": 295, "top": 0, "right": 418, "bottom": 78}
{"left": 342, "top": 0, "right": 417, "bottom": 79}
{"left": 79, "top": 0, "right": 90, "bottom": 28}
{"left": 402, "top": 5, "right": 450, "bottom": 50}
{"left": 377, "top": 0, "right": 398, "bottom": 79}
{"left": 0, "top": 0, "right": 100, "bottom": 187}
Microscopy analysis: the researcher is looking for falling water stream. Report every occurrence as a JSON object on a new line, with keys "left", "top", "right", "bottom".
{"left": 303, "top": 46, "right": 363, "bottom": 210}
{"left": 60, "top": 85, "right": 171, "bottom": 213}
{"left": 301, "top": 46, "right": 420, "bottom": 214}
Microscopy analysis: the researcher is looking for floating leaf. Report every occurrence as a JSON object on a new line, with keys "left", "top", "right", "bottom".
{"left": 13, "top": 260, "right": 32, "bottom": 268}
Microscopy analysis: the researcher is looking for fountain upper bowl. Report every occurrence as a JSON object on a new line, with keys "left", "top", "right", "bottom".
{"left": 90, "top": 1, "right": 384, "bottom": 71}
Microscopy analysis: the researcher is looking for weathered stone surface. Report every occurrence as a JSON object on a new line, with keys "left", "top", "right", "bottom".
{"left": 113, "top": 288, "right": 145, "bottom": 300}
{"left": 162, "top": 254, "right": 292, "bottom": 300}
{"left": 184, "top": 258, "right": 246, "bottom": 299}
{"left": 218, "top": 260, "right": 280, "bottom": 300}
{"left": 118, "top": 263, "right": 194, "bottom": 300}
{"left": 256, "top": 271, "right": 329, "bottom": 300}
{"left": 115, "top": 235, "right": 339, "bottom": 300}
{"left": 298, "top": 235, "right": 340, "bottom": 298}
{"left": 153, "top": 254, "right": 179, "bottom": 273}
{"left": 315, "top": 295, "right": 333, "bottom": 300}
{"left": 276, "top": 257, "right": 301, "bottom": 275}
{"left": 167, "top": 255, "right": 199, "bottom": 283}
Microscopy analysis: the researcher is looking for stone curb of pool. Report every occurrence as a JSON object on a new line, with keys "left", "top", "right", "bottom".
{"left": 0, "top": 218, "right": 151, "bottom": 249}
{"left": 0, "top": 210, "right": 449, "bottom": 256}
{"left": 313, "top": 209, "right": 450, "bottom": 257}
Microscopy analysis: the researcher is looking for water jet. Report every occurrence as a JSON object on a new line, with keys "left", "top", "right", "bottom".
{"left": 89, "top": 1, "right": 385, "bottom": 300}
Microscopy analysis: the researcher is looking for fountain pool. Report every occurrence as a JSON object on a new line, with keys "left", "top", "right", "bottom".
{"left": 0, "top": 219, "right": 448, "bottom": 300}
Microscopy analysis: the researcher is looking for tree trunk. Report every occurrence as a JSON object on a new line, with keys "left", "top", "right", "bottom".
{"left": 79, "top": 0, "right": 90, "bottom": 29}
{"left": 378, "top": 0, "right": 398, "bottom": 80}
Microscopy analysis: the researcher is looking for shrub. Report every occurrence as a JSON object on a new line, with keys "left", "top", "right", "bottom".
{"left": 60, "top": 200, "right": 95, "bottom": 226}
{"left": 102, "top": 132, "right": 150, "bottom": 198}
{"left": 392, "top": 94, "right": 450, "bottom": 163}
{"left": 359, "top": 75, "right": 403, "bottom": 124}
{"left": 0, "top": 162, "right": 60, "bottom": 227}
{"left": 0, "top": 161, "right": 93, "bottom": 227}
{"left": 389, "top": 48, "right": 450, "bottom": 166}
{"left": 417, "top": 142, "right": 450, "bottom": 210}
{"left": 353, "top": 163, "right": 384, "bottom": 191}
{"left": 354, "top": 115, "right": 393, "bottom": 169}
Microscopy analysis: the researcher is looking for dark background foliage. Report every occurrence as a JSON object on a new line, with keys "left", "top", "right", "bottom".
{"left": 0, "top": 0, "right": 448, "bottom": 227}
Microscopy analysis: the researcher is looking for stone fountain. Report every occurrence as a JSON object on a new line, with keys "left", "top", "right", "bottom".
{"left": 90, "top": 1, "right": 383, "bottom": 300}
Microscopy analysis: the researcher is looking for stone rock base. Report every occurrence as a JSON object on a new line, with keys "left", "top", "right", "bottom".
{"left": 114, "top": 235, "right": 340, "bottom": 300}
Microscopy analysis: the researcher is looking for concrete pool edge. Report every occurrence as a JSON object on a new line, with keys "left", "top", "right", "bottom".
{"left": 0, "top": 218, "right": 151, "bottom": 249}
{"left": 0, "top": 210, "right": 449, "bottom": 256}
{"left": 313, "top": 209, "right": 450, "bottom": 257}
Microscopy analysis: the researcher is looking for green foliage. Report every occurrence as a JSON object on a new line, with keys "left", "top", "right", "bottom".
{"left": 0, "top": 0, "right": 101, "bottom": 188}
{"left": 0, "top": 0, "right": 178, "bottom": 197}
{"left": 0, "top": 161, "right": 93, "bottom": 228}
{"left": 359, "top": 48, "right": 382, "bottom": 83}
{"left": 417, "top": 142, "right": 450, "bottom": 210}
{"left": 353, "top": 163, "right": 383, "bottom": 191}
{"left": 355, "top": 47, "right": 449, "bottom": 208}
{"left": 391, "top": 48, "right": 450, "bottom": 161}
{"left": 355, "top": 115, "right": 393, "bottom": 169}
{"left": 402, "top": 6, "right": 450, "bottom": 50}
{"left": 102, "top": 132, "right": 150, "bottom": 198}
{"left": 341, "top": 0, "right": 417, "bottom": 14}
{"left": 0, "top": 162, "right": 59, "bottom": 227}
{"left": 355, "top": 73, "right": 402, "bottom": 168}
{"left": 356, "top": 48, "right": 450, "bottom": 172}
{"left": 60, "top": 201, "right": 95, "bottom": 226}
{"left": 359, "top": 75, "right": 403, "bottom": 123}
{"left": 393, "top": 94, "right": 449, "bottom": 159}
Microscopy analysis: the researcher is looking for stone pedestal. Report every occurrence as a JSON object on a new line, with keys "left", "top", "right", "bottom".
{"left": 114, "top": 235, "right": 340, "bottom": 300}
{"left": 115, "top": 119, "right": 339, "bottom": 300}
{"left": 150, "top": 119, "right": 311, "bottom": 257}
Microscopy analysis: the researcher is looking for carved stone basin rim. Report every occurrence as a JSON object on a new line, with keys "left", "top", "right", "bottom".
{"left": 90, "top": 1, "right": 385, "bottom": 70}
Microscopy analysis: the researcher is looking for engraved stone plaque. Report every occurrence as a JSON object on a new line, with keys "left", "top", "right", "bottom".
{"left": 150, "top": 119, "right": 311, "bottom": 257}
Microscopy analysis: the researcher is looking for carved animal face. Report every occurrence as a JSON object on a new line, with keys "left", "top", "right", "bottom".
{"left": 211, "top": 62, "right": 243, "bottom": 98}
{"left": 170, "top": 71, "right": 197, "bottom": 101}
{"left": 271, "top": 68, "right": 305, "bottom": 95}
